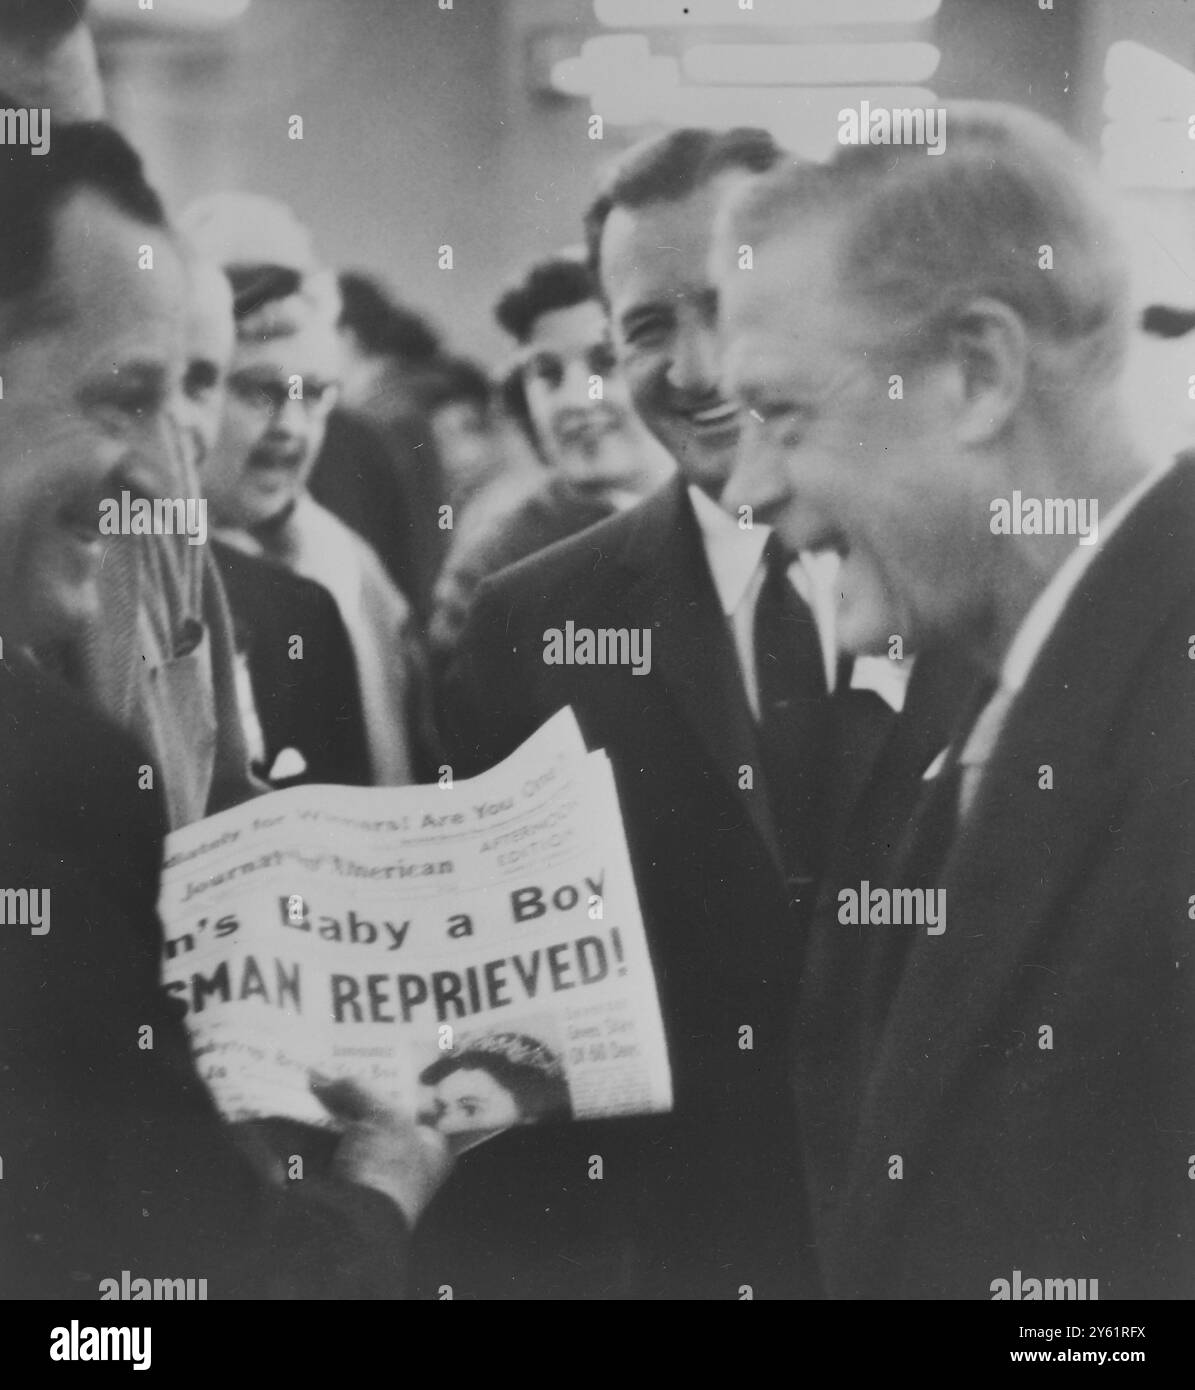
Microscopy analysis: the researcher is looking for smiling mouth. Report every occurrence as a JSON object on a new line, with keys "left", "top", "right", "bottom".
{"left": 57, "top": 496, "right": 106, "bottom": 544}
{"left": 555, "top": 409, "right": 622, "bottom": 448}
{"left": 249, "top": 449, "right": 303, "bottom": 473}
{"left": 684, "top": 401, "right": 739, "bottom": 428}
{"left": 804, "top": 528, "right": 851, "bottom": 559}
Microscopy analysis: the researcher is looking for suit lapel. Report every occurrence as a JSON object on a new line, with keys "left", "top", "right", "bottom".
{"left": 612, "top": 478, "right": 785, "bottom": 873}
{"left": 860, "top": 458, "right": 1195, "bottom": 1157}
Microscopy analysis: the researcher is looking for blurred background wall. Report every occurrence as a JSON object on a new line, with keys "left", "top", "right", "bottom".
{"left": 90, "top": 0, "right": 1195, "bottom": 364}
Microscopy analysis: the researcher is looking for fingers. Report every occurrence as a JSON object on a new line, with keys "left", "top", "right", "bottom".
{"left": 309, "top": 1072, "right": 386, "bottom": 1126}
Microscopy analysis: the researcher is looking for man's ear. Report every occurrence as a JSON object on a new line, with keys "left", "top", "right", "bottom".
{"left": 945, "top": 297, "right": 1031, "bottom": 446}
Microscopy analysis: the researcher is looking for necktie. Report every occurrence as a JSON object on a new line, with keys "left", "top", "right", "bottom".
{"left": 889, "top": 675, "right": 998, "bottom": 893}
{"left": 753, "top": 535, "right": 831, "bottom": 883}
{"left": 957, "top": 682, "right": 1017, "bottom": 819}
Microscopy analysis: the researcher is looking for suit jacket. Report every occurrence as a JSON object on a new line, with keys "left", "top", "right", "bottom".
{"left": 309, "top": 408, "right": 430, "bottom": 620}
{"left": 66, "top": 528, "right": 263, "bottom": 829}
{"left": 0, "top": 656, "right": 409, "bottom": 1299}
{"left": 792, "top": 652, "right": 983, "bottom": 1289}
{"left": 211, "top": 540, "right": 371, "bottom": 788}
{"left": 429, "top": 472, "right": 613, "bottom": 668}
{"left": 432, "top": 476, "right": 825, "bottom": 1298}
{"left": 818, "top": 458, "right": 1195, "bottom": 1300}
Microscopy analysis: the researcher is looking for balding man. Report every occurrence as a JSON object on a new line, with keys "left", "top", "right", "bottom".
{"left": 0, "top": 116, "right": 448, "bottom": 1300}
{"left": 718, "top": 102, "right": 1194, "bottom": 1299}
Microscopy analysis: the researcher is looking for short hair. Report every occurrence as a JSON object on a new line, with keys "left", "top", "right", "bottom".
{"left": 583, "top": 126, "right": 784, "bottom": 283}
{"left": 723, "top": 103, "right": 1131, "bottom": 401}
{"left": 0, "top": 0, "right": 88, "bottom": 46}
{"left": 494, "top": 254, "right": 597, "bottom": 344}
{"left": 337, "top": 271, "right": 441, "bottom": 364}
{"left": 0, "top": 110, "right": 165, "bottom": 314}
{"left": 422, "top": 354, "right": 492, "bottom": 416}
{"left": 420, "top": 1033, "right": 570, "bottom": 1125}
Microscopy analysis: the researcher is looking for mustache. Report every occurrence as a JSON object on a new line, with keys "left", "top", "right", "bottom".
{"left": 551, "top": 404, "right": 625, "bottom": 441}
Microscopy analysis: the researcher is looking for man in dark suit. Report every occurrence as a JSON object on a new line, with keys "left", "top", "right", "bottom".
{"left": 309, "top": 407, "right": 429, "bottom": 621}
{"left": 212, "top": 539, "right": 372, "bottom": 787}
{"left": 718, "top": 102, "right": 1194, "bottom": 1299}
{"left": 430, "top": 128, "right": 893, "bottom": 1299}
{"left": 0, "top": 114, "right": 448, "bottom": 1298}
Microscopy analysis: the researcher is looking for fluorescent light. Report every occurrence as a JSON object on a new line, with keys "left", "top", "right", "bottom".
{"left": 684, "top": 42, "right": 940, "bottom": 85}
{"left": 92, "top": 0, "right": 251, "bottom": 26}
{"left": 595, "top": 0, "right": 940, "bottom": 27}
{"left": 550, "top": 58, "right": 592, "bottom": 98}
{"left": 1101, "top": 121, "right": 1195, "bottom": 190}
{"left": 1103, "top": 40, "right": 1195, "bottom": 122}
{"left": 594, "top": 82, "right": 937, "bottom": 162}
{"left": 551, "top": 34, "right": 680, "bottom": 117}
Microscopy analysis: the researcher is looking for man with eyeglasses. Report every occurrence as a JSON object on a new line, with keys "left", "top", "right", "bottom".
{"left": 185, "top": 194, "right": 425, "bottom": 786}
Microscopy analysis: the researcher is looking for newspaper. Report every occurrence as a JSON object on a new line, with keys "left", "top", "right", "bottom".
{"left": 156, "top": 710, "right": 672, "bottom": 1146}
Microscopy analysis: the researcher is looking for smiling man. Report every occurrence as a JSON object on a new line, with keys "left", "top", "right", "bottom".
{"left": 0, "top": 116, "right": 449, "bottom": 1300}
{"left": 717, "top": 102, "right": 1194, "bottom": 1299}
{"left": 185, "top": 193, "right": 423, "bottom": 787}
{"left": 434, "top": 127, "right": 840, "bottom": 1300}
{"left": 428, "top": 252, "right": 674, "bottom": 663}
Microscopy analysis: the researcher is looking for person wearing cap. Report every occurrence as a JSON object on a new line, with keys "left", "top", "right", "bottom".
{"left": 184, "top": 194, "right": 426, "bottom": 786}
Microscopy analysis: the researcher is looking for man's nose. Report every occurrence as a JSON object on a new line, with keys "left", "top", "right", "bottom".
{"left": 273, "top": 394, "right": 310, "bottom": 434}
{"left": 665, "top": 323, "right": 720, "bottom": 397}
{"left": 122, "top": 410, "right": 188, "bottom": 497}
{"left": 721, "top": 420, "right": 788, "bottom": 519}
{"left": 558, "top": 359, "right": 593, "bottom": 409}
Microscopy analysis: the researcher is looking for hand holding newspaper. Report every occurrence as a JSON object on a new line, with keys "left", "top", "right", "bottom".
{"left": 157, "top": 710, "right": 672, "bottom": 1149}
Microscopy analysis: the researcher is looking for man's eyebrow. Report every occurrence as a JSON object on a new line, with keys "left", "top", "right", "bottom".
{"left": 619, "top": 302, "right": 669, "bottom": 330}
{"left": 78, "top": 361, "right": 168, "bottom": 402}
{"left": 184, "top": 360, "right": 220, "bottom": 387}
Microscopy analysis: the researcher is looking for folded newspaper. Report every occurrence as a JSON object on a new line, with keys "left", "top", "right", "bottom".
{"left": 157, "top": 710, "right": 673, "bottom": 1146}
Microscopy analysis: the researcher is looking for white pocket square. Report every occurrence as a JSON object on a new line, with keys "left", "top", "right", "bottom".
{"left": 268, "top": 747, "right": 308, "bottom": 781}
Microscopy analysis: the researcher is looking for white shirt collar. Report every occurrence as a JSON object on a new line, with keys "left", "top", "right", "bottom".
{"left": 687, "top": 484, "right": 769, "bottom": 616}
{"left": 686, "top": 485, "right": 911, "bottom": 712}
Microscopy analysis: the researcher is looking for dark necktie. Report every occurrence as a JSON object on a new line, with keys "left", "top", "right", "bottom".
{"left": 753, "top": 535, "right": 831, "bottom": 884}
{"left": 889, "top": 674, "right": 998, "bottom": 893}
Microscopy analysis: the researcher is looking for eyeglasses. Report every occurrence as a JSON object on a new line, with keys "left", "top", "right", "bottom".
{"left": 226, "top": 374, "right": 338, "bottom": 416}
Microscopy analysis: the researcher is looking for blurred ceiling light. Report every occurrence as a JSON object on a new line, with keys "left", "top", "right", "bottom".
{"left": 1101, "top": 42, "right": 1195, "bottom": 190}
{"left": 591, "top": 81, "right": 936, "bottom": 160}
{"left": 595, "top": 0, "right": 940, "bottom": 27}
{"left": 550, "top": 34, "right": 680, "bottom": 117}
{"left": 1101, "top": 120, "right": 1195, "bottom": 191}
{"left": 1103, "top": 40, "right": 1195, "bottom": 122}
{"left": 683, "top": 41, "right": 939, "bottom": 85}
{"left": 92, "top": 0, "right": 250, "bottom": 27}
{"left": 656, "top": 85, "right": 936, "bottom": 161}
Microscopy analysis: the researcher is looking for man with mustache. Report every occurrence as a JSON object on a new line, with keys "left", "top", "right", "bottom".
{"left": 717, "top": 102, "right": 1194, "bottom": 1299}
{"left": 0, "top": 116, "right": 449, "bottom": 1299}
